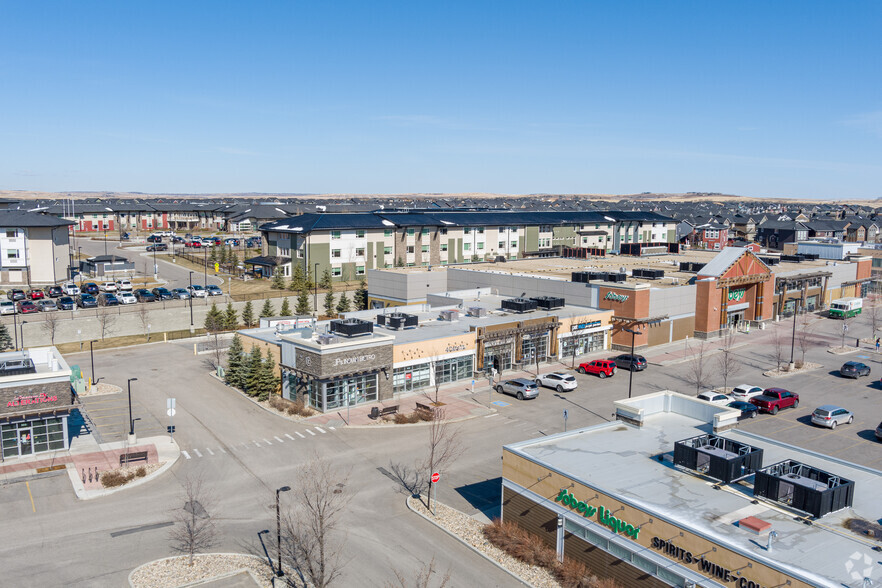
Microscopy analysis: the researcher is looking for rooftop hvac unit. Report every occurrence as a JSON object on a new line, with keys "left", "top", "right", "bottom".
{"left": 439, "top": 309, "right": 459, "bottom": 321}
{"left": 606, "top": 273, "right": 627, "bottom": 283}
{"left": 377, "top": 312, "right": 418, "bottom": 330}
{"left": 329, "top": 318, "right": 374, "bottom": 337}
{"left": 316, "top": 334, "right": 339, "bottom": 345}
{"left": 633, "top": 268, "right": 665, "bottom": 280}
{"left": 571, "top": 271, "right": 590, "bottom": 283}
{"left": 588, "top": 271, "right": 608, "bottom": 281}
{"left": 467, "top": 307, "right": 487, "bottom": 318}
{"left": 673, "top": 434, "right": 764, "bottom": 483}
{"left": 0, "top": 358, "right": 36, "bottom": 376}
{"left": 501, "top": 298, "right": 538, "bottom": 313}
{"left": 753, "top": 460, "right": 854, "bottom": 518}
{"left": 781, "top": 255, "right": 802, "bottom": 263}
{"left": 759, "top": 256, "right": 780, "bottom": 266}
{"left": 678, "top": 262, "right": 706, "bottom": 273}
{"left": 531, "top": 296, "right": 564, "bottom": 310}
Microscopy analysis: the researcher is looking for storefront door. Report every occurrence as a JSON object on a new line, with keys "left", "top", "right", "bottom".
{"left": 18, "top": 428, "right": 33, "bottom": 456}
{"left": 727, "top": 311, "right": 744, "bottom": 327}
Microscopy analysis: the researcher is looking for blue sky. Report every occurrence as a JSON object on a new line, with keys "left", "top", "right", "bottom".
{"left": 1, "top": 2, "right": 880, "bottom": 198}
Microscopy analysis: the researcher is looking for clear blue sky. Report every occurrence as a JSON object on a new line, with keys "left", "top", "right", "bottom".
{"left": 1, "top": 2, "right": 880, "bottom": 199}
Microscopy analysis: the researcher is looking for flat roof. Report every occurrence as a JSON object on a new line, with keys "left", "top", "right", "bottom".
{"left": 505, "top": 413, "right": 882, "bottom": 587}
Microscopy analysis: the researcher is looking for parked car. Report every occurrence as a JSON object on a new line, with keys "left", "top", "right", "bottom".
{"left": 120, "top": 232, "right": 130, "bottom": 240}
{"left": 727, "top": 400, "right": 759, "bottom": 420}
{"left": 876, "top": 421, "right": 882, "bottom": 441}
{"left": 246, "top": 237, "right": 261, "bottom": 248}
{"left": 536, "top": 372, "right": 578, "bottom": 392}
{"left": 206, "top": 284, "right": 223, "bottom": 296}
{"left": 115, "top": 279, "right": 133, "bottom": 291}
{"left": 811, "top": 405, "right": 854, "bottom": 429}
{"left": 17, "top": 301, "right": 39, "bottom": 314}
{"left": 135, "top": 289, "right": 156, "bottom": 302}
{"left": 151, "top": 287, "right": 174, "bottom": 300}
{"left": 146, "top": 235, "right": 163, "bottom": 243}
{"left": 100, "top": 282, "right": 117, "bottom": 292}
{"left": 172, "top": 236, "right": 185, "bottom": 244}
{"left": 0, "top": 301, "right": 17, "bottom": 315}
{"left": 45, "top": 285, "right": 64, "bottom": 298}
{"left": 730, "top": 384, "right": 764, "bottom": 401}
{"left": 224, "top": 238, "right": 240, "bottom": 246}
{"left": 188, "top": 284, "right": 208, "bottom": 298}
{"left": 58, "top": 296, "right": 76, "bottom": 310}
{"left": 577, "top": 359, "right": 617, "bottom": 378}
{"left": 7, "top": 289, "right": 25, "bottom": 301}
{"left": 750, "top": 388, "right": 799, "bottom": 415}
{"left": 495, "top": 378, "right": 540, "bottom": 400}
{"left": 118, "top": 291, "right": 138, "bottom": 305}
{"left": 76, "top": 294, "right": 98, "bottom": 309}
{"left": 98, "top": 293, "right": 119, "bottom": 306}
{"left": 171, "top": 288, "right": 191, "bottom": 300}
{"left": 27, "top": 288, "right": 45, "bottom": 300}
{"left": 186, "top": 240, "right": 202, "bottom": 248}
{"left": 36, "top": 299, "right": 58, "bottom": 312}
{"left": 612, "top": 354, "right": 647, "bottom": 372}
{"left": 840, "top": 361, "right": 871, "bottom": 378}
{"left": 62, "top": 282, "right": 80, "bottom": 296}
{"left": 159, "top": 231, "right": 175, "bottom": 237}
{"left": 147, "top": 243, "right": 168, "bottom": 252}
{"left": 697, "top": 391, "right": 731, "bottom": 405}
{"left": 82, "top": 282, "right": 100, "bottom": 295}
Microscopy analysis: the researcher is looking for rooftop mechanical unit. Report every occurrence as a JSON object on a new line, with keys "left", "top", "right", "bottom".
{"left": 329, "top": 318, "right": 374, "bottom": 337}
{"left": 0, "top": 358, "right": 36, "bottom": 376}
{"left": 606, "top": 272, "right": 627, "bottom": 283}
{"left": 673, "top": 434, "right": 764, "bottom": 483}
{"left": 376, "top": 312, "right": 418, "bottom": 330}
{"left": 530, "top": 296, "right": 564, "bottom": 310}
{"left": 758, "top": 256, "right": 780, "bottom": 266}
{"left": 632, "top": 268, "right": 665, "bottom": 280}
{"left": 753, "top": 459, "right": 855, "bottom": 518}
{"left": 571, "top": 271, "right": 591, "bottom": 283}
{"left": 467, "top": 307, "right": 487, "bottom": 318}
{"left": 678, "top": 261, "right": 707, "bottom": 273}
{"left": 439, "top": 309, "right": 460, "bottom": 321}
{"left": 316, "top": 334, "right": 339, "bottom": 345}
{"left": 501, "top": 298, "right": 537, "bottom": 313}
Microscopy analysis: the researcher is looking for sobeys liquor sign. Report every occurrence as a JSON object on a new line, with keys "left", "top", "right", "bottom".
{"left": 728, "top": 288, "right": 746, "bottom": 302}
{"left": 554, "top": 490, "right": 640, "bottom": 539}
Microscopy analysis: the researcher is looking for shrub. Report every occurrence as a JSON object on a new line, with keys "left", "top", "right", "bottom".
{"left": 101, "top": 471, "right": 129, "bottom": 488}
{"left": 135, "top": 466, "right": 147, "bottom": 478}
{"left": 555, "top": 558, "right": 595, "bottom": 588}
{"left": 392, "top": 411, "right": 422, "bottom": 424}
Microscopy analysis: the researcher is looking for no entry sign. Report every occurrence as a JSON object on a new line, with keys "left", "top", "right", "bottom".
{"left": 431, "top": 472, "right": 441, "bottom": 484}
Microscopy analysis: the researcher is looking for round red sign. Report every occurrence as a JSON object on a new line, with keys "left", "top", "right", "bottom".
{"left": 431, "top": 472, "right": 441, "bottom": 484}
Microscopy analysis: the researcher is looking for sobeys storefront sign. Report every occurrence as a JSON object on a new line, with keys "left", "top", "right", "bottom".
{"left": 603, "top": 292, "right": 629, "bottom": 303}
{"left": 728, "top": 288, "right": 746, "bottom": 302}
{"left": 554, "top": 490, "right": 640, "bottom": 539}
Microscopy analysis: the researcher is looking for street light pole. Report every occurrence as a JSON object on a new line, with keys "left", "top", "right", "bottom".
{"left": 19, "top": 321, "right": 27, "bottom": 350}
{"left": 88, "top": 340, "right": 101, "bottom": 386}
{"left": 203, "top": 246, "right": 208, "bottom": 286}
{"left": 622, "top": 327, "right": 643, "bottom": 399}
{"left": 276, "top": 485, "right": 291, "bottom": 577}
{"left": 188, "top": 271, "right": 195, "bottom": 329}
{"left": 127, "top": 377, "right": 138, "bottom": 436}
{"left": 789, "top": 301, "right": 799, "bottom": 367}
{"left": 103, "top": 225, "right": 108, "bottom": 256}
{"left": 12, "top": 306, "right": 18, "bottom": 350}
{"left": 314, "top": 262, "right": 319, "bottom": 317}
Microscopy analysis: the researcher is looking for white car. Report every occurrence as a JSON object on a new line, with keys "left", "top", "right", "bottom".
{"left": 188, "top": 284, "right": 208, "bottom": 298}
{"left": 115, "top": 279, "right": 133, "bottom": 291}
{"left": 697, "top": 392, "right": 731, "bottom": 406}
{"left": 536, "top": 372, "right": 578, "bottom": 392}
{"left": 730, "top": 384, "right": 764, "bottom": 401}
{"left": 0, "top": 301, "right": 17, "bottom": 315}
{"left": 62, "top": 282, "right": 80, "bottom": 296}
{"left": 118, "top": 292, "right": 138, "bottom": 304}
{"left": 100, "top": 282, "right": 117, "bottom": 292}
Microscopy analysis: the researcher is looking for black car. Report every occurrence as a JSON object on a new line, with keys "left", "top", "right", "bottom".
{"left": 6, "top": 289, "right": 25, "bottom": 301}
{"left": 246, "top": 237, "right": 261, "bottom": 247}
{"left": 120, "top": 232, "right": 130, "bottom": 240}
{"left": 58, "top": 296, "right": 75, "bottom": 310}
{"left": 172, "top": 236, "right": 185, "bottom": 243}
{"left": 147, "top": 243, "right": 168, "bottom": 252}
{"left": 76, "top": 294, "right": 98, "bottom": 308}
{"left": 99, "top": 293, "right": 119, "bottom": 306}
{"left": 45, "top": 285, "right": 64, "bottom": 298}
{"left": 151, "top": 287, "right": 174, "bottom": 300}
{"left": 146, "top": 235, "right": 163, "bottom": 243}
{"left": 840, "top": 361, "right": 871, "bottom": 378}
{"left": 612, "top": 354, "right": 647, "bottom": 372}
{"left": 726, "top": 400, "right": 759, "bottom": 420}
{"left": 135, "top": 288, "right": 156, "bottom": 302}
{"left": 83, "top": 282, "right": 100, "bottom": 295}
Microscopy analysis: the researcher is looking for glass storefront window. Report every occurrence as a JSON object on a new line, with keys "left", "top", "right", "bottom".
{"left": 522, "top": 334, "right": 548, "bottom": 364}
{"left": 483, "top": 341, "right": 513, "bottom": 372}
{"left": 323, "top": 374, "right": 378, "bottom": 410}
{"left": 393, "top": 363, "right": 431, "bottom": 395}
{"left": 1, "top": 417, "right": 66, "bottom": 458}
{"left": 435, "top": 356, "right": 473, "bottom": 385}
{"left": 560, "top": 332, "right": 605, "bottom": 358}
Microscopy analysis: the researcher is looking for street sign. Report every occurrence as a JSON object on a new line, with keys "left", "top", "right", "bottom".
{"left": 167, "top": 408, "right": 176, "bottom": 417}
{"left": 563, "top": 409, "right": 568, "bottom": 420}
{"left": 167, "top": 398, "right": 176, "bottom": 410}
{"left": 431, "top": 472, "right": 441, "bottom": 484}
{"left": 167, "top": 425, "right": 176, "bottom": 433}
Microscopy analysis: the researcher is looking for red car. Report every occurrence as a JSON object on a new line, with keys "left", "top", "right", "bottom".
{"left": 27, "top": 289, "right": 44, "bottom": 300}
{"left": 17, "top": 301, "right": 39, "bottom": 314}
{"left": 187, "top": 241, "right": 202, "bottom": 248}
{"left": 577, "top": 359, "right": 617, "bottom": 378}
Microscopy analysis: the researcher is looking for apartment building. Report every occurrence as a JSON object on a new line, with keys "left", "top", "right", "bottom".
{"left": 0, "top": 211, "right": 73, "bottom": 286}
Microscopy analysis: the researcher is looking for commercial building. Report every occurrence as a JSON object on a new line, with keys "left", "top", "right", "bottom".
{"left": 0, "top": 210, "right": 74, "bottom": 287}
{"left": 0, "top": 347, "right": 74, "bottom": 461}
{"left": 501, "top": 391, "right": 881, "bottom": 587}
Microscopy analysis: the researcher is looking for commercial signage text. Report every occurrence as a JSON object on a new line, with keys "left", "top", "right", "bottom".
{"left": 444, "top": 343, "right": 467, "bottom": 353}
{"left": 603, "top": 292, "right": 629, "bottom": 303}
{"left": 571, "top": 321, "right": 602, "bottom": 332}
{"left": 333, "top": 354, "right": 376, "bottom": 367}
{"left": 555, "top": 490, "right": 640, "bottom": 539}
{"left": 651, "top": 537, "right": 766, "bottom": 587}
{"left": 7, "top": 393, "right": 59, "bottom": 408}
{"left": 728, "top": 288, "right": 746, "bottom": 302}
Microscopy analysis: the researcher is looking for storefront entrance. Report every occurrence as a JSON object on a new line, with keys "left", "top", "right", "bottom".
{"left": 727, "top": 310, "right": 744, "bottom": 328}
{"left": 483, "top": 340, "right": 513, "bottom": 373}
{"left": 559, "top": 331, "right": 606, "bottom": 358}
{"left": 1, "top": 417, "right": 67, "bottom": 459}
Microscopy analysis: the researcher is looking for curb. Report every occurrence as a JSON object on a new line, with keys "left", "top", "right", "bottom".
{"left": 405, "top": 496, "right": 533, "bottom": 588}
{"left": 318, "top": 408, "right": 497, "bottom": 430}
{"left": 71, "top": 445, "right": 180, "bottom": 501}
{"left": 128, "top": 553, "right": 270, "bottom": 588}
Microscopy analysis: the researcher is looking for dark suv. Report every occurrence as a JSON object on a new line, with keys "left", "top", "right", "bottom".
{"left": 45, "top": 285, "right": 64, "bottom": 298}
{"left": 612, "top": 354, "right": 647, "bottom": 372}
{"left": 840, "top": 361, "right": 870, "bottom": 378}
{"left": 135, "top": 289, "right": 156, "bottom": 302}
{"left": 151, "top": 287, "right": 174, "bottom": 300}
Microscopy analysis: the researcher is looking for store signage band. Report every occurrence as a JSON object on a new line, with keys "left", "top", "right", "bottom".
{"left": 604, "top": 292, "right": 629, "bottom": 303}
{"left": 651, "top": 537, "right": 766, "bottom": 588}
{"left": 333, "top": 354, "right": 376, "bottom": 367}
{"left": 571, "top": 321, "right": 602, "bottom": 332}
{"left": 554, "top": 490, "right": 640, "bottom": 539}
{"left": 728, "top": 288, "right": 746, "bottom": 302}
{"left": 7, "top": 393, "right": 59, "bottom": 408}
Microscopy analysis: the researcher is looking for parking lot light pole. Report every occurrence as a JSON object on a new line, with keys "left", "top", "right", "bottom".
{"left": 314, "top": 262, "right": 319, "bottom": 317}
{"left": 19, "top": 321, "right": 27, "bottom": 350}
{"left": 789, "top": 302, "right": 800, "bottom": 368}
{"left": 89, "top": 340, "right": 101, "bottom": 386}
{"left": 188, "top": 271, "right": 195, "bottom": 330}
{"left": 276, "top": 485, "right": 291, "bottom": 577}
{"left": 12, "top": 306, "right": 18, "bottom": 350}
{"left": 622, "top": 327, "right": 642, "bottom": 399}
{"left": 127, "top": 378, "right": 138, "bottom": 436}
{"left": 203, "top": 246, "right": 208, "bottom": 287}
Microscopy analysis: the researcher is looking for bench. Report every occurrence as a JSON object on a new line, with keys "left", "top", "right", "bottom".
{"left": 414, "top": 402, "right": 436, "bottom": 416}
{"left": 119, "top": 451, "right": 149, "bottom": 467}
{"left": 370, "top": 405, "right": 399, "bottom": 419}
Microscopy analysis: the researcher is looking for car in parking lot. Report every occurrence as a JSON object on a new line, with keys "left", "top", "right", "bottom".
{"left": 98, "top": 293, "right": 119, "bottom": 306}
{"left": 171, "top": 288, "right": 191, "bottom": 300}
{"left": 612, "top": 354, "right": 647, "bottom": 371}
{"left": 45, "top": 285, "right": 63, "bottom": 298}
{"left": 811, "top": 405, "right": 854, "bottom": 429}
{"left": 188, "top": 284, "right": 208, "bottom": 298}
{"left": 58, "top": 296, "right": 75, "bottom": 310}
{"left": 246, "top": 237, "right": 261, "bottom": 248}
{"left": 876, "top": 422, "right": 882, "bottom": 441}
{"left": 36, "top": 299, "right": 57, "bottom": 312}
{"left": 27, "top": 288, "right": 45, "bottom": 300}
{"left": 206, "top": 284, "right": 223, "bottom": 296}
{"left": 577, "top": 359, "right": 617, "bottom": 378}
{"left": 186, "top": 240, "right": 202, "bottom": 248}
{"left": 134, "top": 289, "right": 156, "bottom": 302}
{"left": 750, "top": 388, "right": 799, "bottom": 414}
{"left": 118, "top": 291, "right": 137, "bottom": 304}
{"left": 224, "top": 238, "right": 240, "bottom": 246}
{"left": 495, "top": 378, "right": 540, "bottom": 400}
{"left": 727, "top": 400, "right": 759, "bottom": 419}
{"left": 697, "top": 391, "right": 731, "bottom": 405}
{"left": 82, "top": 282, "right": 100, "bottom": 295}
{"left": 730, "top": 384, "right": 764, "bottom": 401}
{"left": 76, "top": 294, "right": 98, "bottom": 309}
{"left": 7, "top": 289, "right": 25, "bottom": 301}
{"left": 17, "top": 301, "right": 39, "bottom": 314}
{"left": 172, "top": 236, "right": 185, "bottom": 244}
{"left": 147, "top": 243, "right": 168, "bottom": 252}
{"left": 115, "top": 279, "right": 133, "bottom": 291}
{"left": 151, "top": 287, "right": 174, "bottom": 300}
{"left": 536, "top": 372, "right": 577, "bottom": 392}
{"left": 146, "top": 235, "right": 163, "bottom": 243}
{"left": 100, "top": 282, "right": 117, "bottom": 292}
{"left": 0, "top": 301, "right": 17, "bottom": 315}
{"left": 62, "top": 282, "right": 80, "bottom": 296}
{"left": 840, "top": 361, "right": 871, "bottom": 378}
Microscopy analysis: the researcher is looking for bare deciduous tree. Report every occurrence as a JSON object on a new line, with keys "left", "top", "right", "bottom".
{"left": 386, "top": 557, "right": 451, "bottom": 588}
{"left": 41, "top": 312, "right": 60, "bottom": 345}
{"left": 137, "top": 304, "right": 151, "bottom": 341}
{"left": 772, "top": 323, "right": 786, "bottom": 371}
{"left": 716, "top": 329, "right": 739, "bottom": 392}
{"left": 169, "top": 477, "right": 218, "bottom": 566}
{"left": 796, "top": 312, "right": 817, "bottom": 367}
{"left": 683, "top": 340, "right": 710, "bottom": 394}
{"left": 866, "top": 294, "right": 880, "bottom": 341}
{"left": 96, "top": 305, "right": 116, "bottom": 340}
{"left": 281, "top": 454, "right": 353, "bottom": 588}
{"left": 424, "top": 409, "right": 463, "bottom": 513}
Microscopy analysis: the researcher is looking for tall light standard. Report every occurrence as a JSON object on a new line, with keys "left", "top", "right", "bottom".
{"left": 127, "top": 377, "right": 138, "bottom": 436}
{"left": 89, "top": 340, "right": 101, "bottom": 386}
{"left": 203, "top": 246, "right": 208, "bottom": 287}
{"left": 152, "top": 240, "right": 158, "bottom": 278}
{"left": 313, "top": 262, "right": 319, "bottom": 317}
{"left": 77, "top": 246, "right": 83, "bottom": 285}
{"left": 188, "top": 271, "right": 195, "bottom": 330}
{"left": 789, "top": 297, "right": 802, "bottom": 369}
{"left": 19, "top": 320, "right": 27, "bottom": 350}
{"left": 103, "top": 225, "right": 108, "bottom": 256}
{"left": 275, "top": 485, "right": 291, "bottom": 578}
{"left": 12, "top": 305, "right": 18, "bottom": 350}
{"left": 622, "top": 327, "right": 642, "bottom": 399}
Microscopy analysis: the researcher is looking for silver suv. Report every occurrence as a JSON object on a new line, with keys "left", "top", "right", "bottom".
{"left": 811, "top": 405, "right": 854, "bottom": 429}
{"left": 495, "top": 378, "right": 539, "bottom": 401}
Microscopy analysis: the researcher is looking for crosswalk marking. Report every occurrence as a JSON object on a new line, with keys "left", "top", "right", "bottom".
{"left": 206, "top": 447, "right": 214, "bottom": 455}
{"left": 285, "top": 434, "right": 295, "bottom": 441}
{"left": 254, "top": 441, "right": 261, "bottom": 448}
{"left": 329, "top": 426, "right": 335, "bottom": 430}
{"left": 274, "top": 436, "right": 284, "bottom": 443}
{"left": 263, "top": 438, "right": 273, "bottom": 445}
{"left": 296, "top": 432, "right": 306, "bottom": 439}
{"left": 182, "top": 451, "right": 191, "bottom": 460}
{"left": 315, "top": 426, "right": 326, "bottom": 434}
{"left": 306, "top": 429, "right": 316, "bottom": 436}
{"left": 219, "top": 447, "right": 227, "bottom": 453}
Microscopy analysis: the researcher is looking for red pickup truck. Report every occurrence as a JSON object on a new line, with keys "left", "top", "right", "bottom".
{"left": 750, "top": 388, "right": 799, "bottom": 414}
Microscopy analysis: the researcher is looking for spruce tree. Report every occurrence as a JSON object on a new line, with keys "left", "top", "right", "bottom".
{"left": 209, "top": 246, "right": 218, "bottom": 264}
{"left": 225, "top": 334, "right": 245, "bottom": 388}
{"left": 336, "top": 290, "right": 351, "bottom": 314}
{"left": 280, "top": 297, "right": 292, "bottom": 316}
{"left": 319, "top": 268, "right": 333, "bottom": 290}
{"left": 223, "top": 302, "right": 238, "bottom": 330}
{"left": 395, "top": 256, "right": 405, "bottom": 267}
{"left": 296, "top": 286, "right": 311, "bottom": 315}
{"left": 0, "top": 323, "right": 12, "bottom": 351}
{"left": 323, "top": 290, "right": 335, "bottom": 317}
{"left": 305, "top": 265, "right": 315, "bottom": 290}
{"left": 241, "top": 300, "right": 255, "bottom": 327}
{"left": 289, "top": 263, "right": 305, "bottom": 291}
{"left": 257, "top": 348, "right": 279, "bottom": 401}
{"left": 245, "top": 346, "right": 264, "bottom": 396}
{"left": 204, "top": 302, "right": 223, "bottom": 332}
{"left": 271, "top": 267, "right": 286, "bottom": 289}
{"left": 228, "top": 249, "right": 239, "bottom": 273}
{"left": 354, "top": 278, "right": 368, "bottom": 310}
{"left": 260, "top": 298, "right": 275, "bottom": 318}
{"left": 218, "top": 245, "right": 227, "bottom": 264}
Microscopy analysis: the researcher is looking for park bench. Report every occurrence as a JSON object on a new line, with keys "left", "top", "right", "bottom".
{"left": 414, "top": 402, "right": 437, "bottom": 417}
{"left": 119, "top": 451, "right": 149, "bottom": 467}
{"left": 369, "top": 405, "right": 399, "bottom": 419}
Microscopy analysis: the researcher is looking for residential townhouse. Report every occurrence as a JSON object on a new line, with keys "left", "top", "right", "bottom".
{"left": 755, "top": 220, "right": 809, "bottom": 250}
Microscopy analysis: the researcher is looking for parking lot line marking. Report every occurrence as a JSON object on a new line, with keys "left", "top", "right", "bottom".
{"left": 274, "top": 436, "right": 284, "bottom": 443}
{"left": 832, "top": 439, "right": 871, "bottom": 454}
{"left": 25, "top": 481, "right": 35, "bottom": 513}
{"left": 254, "top": 441, "right": 261, "bottom": 448}
{"left": 329, "top": 426, "right": 335, "bottom": 430}
{"left": 219, "top": 447, "right": 226, "bottom": 453}
{"left": 484, "top": 414, "right": 500, "bottom": 418}
{"left": 296, "top": 432, "right": 306, "bottom": 439}
{"left": 193, "top": 448, "right": 202, "bottom": 458}
{"left": 306, "top": 429, "right": 316, "bottom": 436}
{"left": 263, "top": 438, "right": 272, "bottom": 445}
{"left": 205, "top": 447, "right": 214, "bottom": 455}
{"left": 182, "top": 451, "right": 191, "bottom": 460}
{"left": 315, "top": 427, "right": 326, "bottom": 434}
{"left": 285, "top": 434, "right": 295, "bottom": 441}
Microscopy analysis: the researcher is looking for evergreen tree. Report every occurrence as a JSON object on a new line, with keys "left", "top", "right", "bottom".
{"left": 305, "top": 265, "right": 315, "bottom": 290}
{"left": 319, "top": 268, "right": 333, "bottom": 290}
{"left": 241, "top": 300, "right": 255, "bottom": 327}
{"left": 204, "top": 302, "right": 223, "bottom": 332}
{"left": 296, "top": 286, "right": 311, "bottom": 315}
{"left": 323, "top": 290, "right": 335, "bottom": 317}
{"left": 257, "top": 348, "right": 279, "bottom": 401}
{"left": 354, "top": 278, "right": 368, "bottom": 311}
{"left": 209, "top": 246, "right": 218, "bottom": 264}
{"left": 223, "top": 302, "right": 238, "bottom": 330}
{"left": 228, "top": 249, "right": 239, "bottom": 273}
{"left": 336, "top": 290, "right": 351, "bottom": 314}
{"left": 289, "top": 263, "right": 305, "bottom": 291}
{"left": 0, "top": 323, "right": 12, "bottom": 351}
{"left": 245, "top": 346, "right": 264, "bottom": 396}
{"left": 218, "top": 245, "right": 227, "bottom": 264}
{"left": 260, "top": 298, "right": 275, "bottom": 318}
{"left": 271, "top": 267, "right": 286, "bottom": 289}
{"left": 280, "top": 297, "right": 292, "bottom": 316}
{"left": 225, "top": 334, "right": 245, "bottom": 389}
{"left": 395, "top": 256, "right": 405, "bottom": 267}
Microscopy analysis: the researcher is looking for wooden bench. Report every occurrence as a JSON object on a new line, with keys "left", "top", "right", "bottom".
{"left": 119, "top": 451, "right": 149, "bottom": 467}
{"left": 370, "top": 405, "right": 400, "bottom": 419}
{"left": 414, "top": 402, "right": 436, "bottom": 416}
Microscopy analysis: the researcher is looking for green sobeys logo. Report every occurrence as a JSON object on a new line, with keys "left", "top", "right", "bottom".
{"left": 728, "top": 289, "right": 746, "bottom": 302}
{"left": 554, "top": 490, "right": 640, "bottom": 539}
{"left": 604, "top": 292, "right": 629, "bottom": 303}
